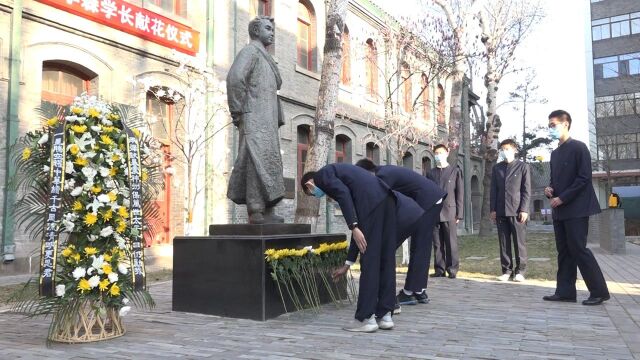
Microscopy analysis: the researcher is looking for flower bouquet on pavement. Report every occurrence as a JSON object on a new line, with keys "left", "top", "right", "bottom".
{"left": 9, "top": 95, "right": 164, "bottom": 343}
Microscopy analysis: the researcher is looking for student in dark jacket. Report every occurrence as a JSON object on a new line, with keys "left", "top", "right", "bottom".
{"left": 543, "top": 110, "right": 610, "bottom": 306}
{"left": 426, "top": 144, "right": 464, "bottom": 279}
{"left": 490, "top": 139, "right": 531, "bottom": 282}
{"left": 301, "top": 163, "right": 423, "bottom": 332}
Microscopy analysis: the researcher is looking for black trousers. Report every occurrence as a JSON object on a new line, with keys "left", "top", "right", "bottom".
{"left": 403, "top": 202, "right": 443, "bottom": 292}
{"left": 497, "top": 216, "right": 527, "bottom": 275}
{"left": 355, "top": 196, "right": 397, "bottom": 321}
{"left": 553, "top": 217, "right": 609, "bottom": 299}
{"left": 433, "top": 219, "right": 459, "bottom": 276}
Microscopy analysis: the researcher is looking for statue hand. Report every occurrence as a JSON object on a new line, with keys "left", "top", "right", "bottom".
{"left": 232, "top": 113, "right": 242, "bottom": 127}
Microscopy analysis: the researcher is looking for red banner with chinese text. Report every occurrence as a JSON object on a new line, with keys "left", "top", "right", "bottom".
{"left": 36, "top": 0, "right": 200, "bottom": 55}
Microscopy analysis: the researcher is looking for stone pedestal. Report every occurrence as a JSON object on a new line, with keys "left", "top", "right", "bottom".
{"left": 173, "top": 224, "right": 347, "bottom": 321}
{"left": 599, "top": 209, "right": 626, "bottom": 254}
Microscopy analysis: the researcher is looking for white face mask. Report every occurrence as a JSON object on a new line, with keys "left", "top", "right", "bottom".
{"left": 499, "top": 149, "right": 515, "bottom": 163}
{"left": 435, "top": 153, "right": 449, "bottom": 168}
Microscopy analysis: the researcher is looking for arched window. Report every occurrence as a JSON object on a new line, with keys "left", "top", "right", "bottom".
{"left": 41, "top": 61, "right": 97, "bottom": 105}
{"left": 297, "top": 1, "right": 316, "bottom": 71}
{"left": 297, "top": 125, "right": 311, "bottom": 184}
{"left": 401, "top": 62, "right": 412, "bottom": 112}
{"left": 421, "top": 74, "right": 430, "bottom": 123}
{"left": 336, "top": 135, "right": 352, "bottom": 163}
{"left": 366, "top": 142, "right": 380, "bottom": 164}
{"left": 437, "top": 83, "right": 445, "bottom": 124}
{"left": 402, "top": 152, "right": 413, "bottom": 169}
{"left": 257, "top": 0, "right": 271, "bottom": 16}
{"left": 341, "top": 25, "right": 351, "bottom": 85}
{"left": 421, "top": 156, "right": 431, "bottom": 176}
{"left": 365, "top": 39, "right": 378, "bottom": 96}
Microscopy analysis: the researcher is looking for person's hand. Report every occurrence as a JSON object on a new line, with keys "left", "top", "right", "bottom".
{"left": 518, "top": 212, "right": 529, "bottom": 223}
{"left": 550, "top": 197, "right": 564, "bottom": 208}
{"left": 490, "top": 211, "right": 497, "bottom": 224}
{"left": 352, "top": 227, "right": 367, "bottom": 253}
{"left": 544, "top": 187, "right": 554, "bottom": 198}
{"left": 332, "top": 265, "right": 349, "bottom": 282}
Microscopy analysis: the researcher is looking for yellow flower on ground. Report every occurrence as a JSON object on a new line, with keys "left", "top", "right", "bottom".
{"left": 91, "top": 185, "right": 102, "bottom": 194}
{"left": 107, "top": 191, "right": 117, "bottom": 202}
{"left": 103, "top": 253, "right": 112, "bottom": 262}
{"left": 102, "top": 263, "right": 113, "bottom": 275}
{"left": 72, "top": 201, "right": 83, "bottom": 211}
{"left": 22, "top": 148, "right": 31, "bottom": 160}
{"left": 116, "top": 220, "right": 127, "bottom": 233}
{"left": 47, "top": 117, "right": 58, "bottom": 127}
{"left": 69, "top": 144, "right": 80, "bottom": 155}
{"left": 141, "top": 170, "right": 149, "bottom": 182}
{"left": 84, "top": 247, "right": 98, "bottom": 256}
{"left": 112, "top": 154, "right": 121, "bottom": 162}
{"left": 100, "top": 135, "right": 114, "bottom": 146}
{"left": 70, "top": 125, "right": 87, "bottom": 134}
{"left": 77, "top": 278, "right": 91, "bottom": 293}
{"left": 109, "top": 167, "right": 118, "bottom": 177}
{"left": 88, "top": 108, "right": 100, "bottom": 118}
{"left": 74, "top": 156, "right": 88, "bottom": 167}
{"left": 99, "top": 278, "right": 110, "bottom": 291}
{"left": 72, "top": 253, "right": 81, "bottom": 263}
{"left": 102, "top": 209, "right": 113, "bottom": 221}
{"left": 84, "top": 213, "right": 98, "bottom": 226}
{"left": 118, "top": 207, "right": 129, "bottom": 219}
{"left": 61, "top": 248, "right": 73, "bottom": 257}
{"left": 109, "top": 283, "right": 120, "bottom": 296}
{"left": 132, "top": 129, "right": 141, "bottom": 138}
{"left": 71, "top": 106, "right": 83, "bottom": 115}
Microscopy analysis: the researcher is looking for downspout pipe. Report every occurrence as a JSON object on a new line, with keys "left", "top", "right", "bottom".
{"left": 2, "top": 0, "right": 23, "bottom": 263}
{"left": 204, "top": 0, "right": 215, "bottom": 232}
{"left": 230, "top": 0, "right": 238, "bottom": 224}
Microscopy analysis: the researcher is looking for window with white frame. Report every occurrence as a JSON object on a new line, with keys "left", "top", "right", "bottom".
{"left": 591, "top": 12, "right": 640, "bottom": 41}
{"left": 595, "top": 93, "right": 640, "bottom": 118}
{"left": 594, "top": 52, "right": 640, "bottom": 79}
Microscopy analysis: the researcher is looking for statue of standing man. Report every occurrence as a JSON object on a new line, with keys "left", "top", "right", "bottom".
{"left": 226, "top": 16, "right": 285, "bottom": 224}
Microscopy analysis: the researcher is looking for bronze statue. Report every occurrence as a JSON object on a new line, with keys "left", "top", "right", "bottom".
{"left": 226, "top": 16, "right": 285, "bottom": 224}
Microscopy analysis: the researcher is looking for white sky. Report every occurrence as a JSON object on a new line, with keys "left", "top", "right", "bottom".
{"left": 377, "top": 0, "right": 591, "bottom": 158}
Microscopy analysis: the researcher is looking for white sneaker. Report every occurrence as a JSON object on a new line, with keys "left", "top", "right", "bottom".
{"left": 497, "top": 274, "right": 511, "bottom": 282}
{"left": 377, "top": 312, "right": 394, "bottom": 330}
{"left": 343, "top": 315, "right": 379, "bottom": 333}
{"left": 513, "top": 274, "right": 526, "bottom": 282}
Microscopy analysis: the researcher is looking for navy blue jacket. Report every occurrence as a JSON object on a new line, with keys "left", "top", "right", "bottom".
{"left": 549, "top": 138, "right": 601, "bottom": 220}
{"left": 375, "top": 165, "right": 447, "bottom": 212}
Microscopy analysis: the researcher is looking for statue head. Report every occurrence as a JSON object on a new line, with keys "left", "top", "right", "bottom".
{"left": 248, "top": 16, "right": 275, "bottom": 47}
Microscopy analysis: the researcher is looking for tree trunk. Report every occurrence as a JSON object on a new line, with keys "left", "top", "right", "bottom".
{"left": 294, "top": 0, "right": 347, "bottom": 230}
{"left": 446, "top": 69, "right": 465, "bottom": 164}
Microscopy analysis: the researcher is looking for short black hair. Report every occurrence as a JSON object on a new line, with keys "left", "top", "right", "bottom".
{"left": 548, "top": 110, "right": 572, "bottom": 130}
{"left": 499, "top": 139, "right": 518, "bottom": 150}
{"left": 300, "top": 171, "right": 316, "bottom": 195}
{"left": 355, "top": 158, "right": 377, "bottom": 171}
{"left": 433, "top": 144, "right": 448, "bottom": 152}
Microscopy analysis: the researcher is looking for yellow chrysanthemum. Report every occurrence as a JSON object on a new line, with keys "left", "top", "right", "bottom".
{"left": 71, "top": 107, "right": 83, "bottom": 115}
{"left": 102, "top": 125, "right": 115, "bottom": 133}
{"left": 47, "top": 117, "right": 58, "bottom": 127}
{"left": 84, "top": 213, "right": 98, "bottom": 226}
{"left": 69, "top": 144, "right": 80, "bottom": 155}
{"left": 102, "top": 209, "right": 113, "bottom": 221}
{"left": 77, "top": 278, "right": 91, "bottom": 293}
{"left": 72, "top": 253, "right": 81, "bottom": 263}
{"left": 109, "top": 167, "right": 118, "bottom": 177}
{"left": 118, "top": 207, "right": 129, "bottom": 219}
{"left": 103, "top": 253, "right": 112, "bottom": 262}
{"left": 100, "top": 135, "right": 114, "bottom": 146}
{"left": 118, "top": 144, "right": 126, "bottom": 152}
{"left": 75, "top": 156, "right": 88, "bottom": 167}
{"left": 84, "top": 247, "right": 98, "bottom": 256}
{"left": 61, "top": 248, "right": 73, "bottom": 257}
{"left": 91, "top": 185, "right": 102, "bottom": 194}
{"left": 116, "top": 221, "right": 127, "bottom": 234}
{"left": 112, "top": 154, "right": 121, "bottom": 162}
{"left": 88, "top": 108, "right": 100, "bottom": 118}
{"left": 109, "top": 283, "right": 120, "bottom": 296}
{"left": 109, "top": 113, "right": 120, "bottom": 121}
{"left": 141, "top": 170, "right": 149, "bottom": 182}
{"left": 22, "top": 148, "right": 31, "bottom": 160}
{"left": 70, "top": 125, "right": 87, "bottom": 134}
{"left": 102, "top": 263, "right": 113, "bottom": 275}
{"left": 99, "top": 278, "right": 110, "bottom": 291}
{"left": 107, "top": 191, "right": 117, "bottom": 202}
{"left": 72, "top": 201, "right": 83, "bottom": 211}
{"left": 132, "top": 129, "right": 141, "bottom": 138}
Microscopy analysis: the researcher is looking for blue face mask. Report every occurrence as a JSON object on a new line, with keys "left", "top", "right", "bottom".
{"left": 311, "top": 186, "right": 325, "bottom": 198}
{"left": 549, "top": 127, "right": 561, "bottom": 140}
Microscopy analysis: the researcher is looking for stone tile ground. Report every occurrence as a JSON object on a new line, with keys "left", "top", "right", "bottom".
{"left": 1, "top": 244, "right": 638, "bottom": 360}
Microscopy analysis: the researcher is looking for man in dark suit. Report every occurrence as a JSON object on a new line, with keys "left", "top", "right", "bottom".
{"left": 352, "top": 159, "right": 446, "bottom": 308}
{"left": 490, "top": 139, "right": 531, "bottom": 282}
{"left": 301, "top": 163, "right": 424, "bottom": 332}
{"left": 426, "top": 144, "right": 464, "bottom": 279}
{"left": 543, "top": 110, "right": 610, "bottom": 306}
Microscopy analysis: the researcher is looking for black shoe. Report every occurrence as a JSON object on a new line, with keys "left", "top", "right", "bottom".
{"left": 447, "top": 273, "right": 457, "bottom": 279}
{"left": 542, "top": 294, "right": 577, "bottom": 303}
{"left": 394, "top": 300, "right": 401, "bottom": 315}
{"left": 582, "top": 295, "right": 610, "bottom": 306}
{"left": 430, "top": 272, "right": 446, "bottom": 278}
{"left": 397, "top": 291, "right": 418, "bottom": 305}
{"left": 414, "top": 290, "right": 429, "bottom": 304}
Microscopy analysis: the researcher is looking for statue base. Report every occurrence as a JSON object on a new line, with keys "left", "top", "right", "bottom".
{"left": 173, "top": 224, "right": 347, "bottom": 321}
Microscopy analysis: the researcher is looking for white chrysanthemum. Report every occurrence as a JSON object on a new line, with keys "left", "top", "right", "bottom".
{"left": 55, "top": 284, "right": 66, "bottom": 297}
{"left": 97, "top": 194, "right": 111, "bottom": 203}
{"left": 100, "top": 226, "right": 114, "bottom": 238}
{"left": 82, "top": 166, "right": 97, "bottom": 180}
{"left": 108, "top": 272, "right": 119, "bottom": 283}
{"left": 91, "top": 255, "right": 104, "bottom": 271}
{"left": 38, "top": 133, "right": 49, "bottom": 145}
{"left": 43, "top": 165, "right": 50, "bottom": 173}
{"left": 119, "top": 306, "right": 131, "bottom": 317}
{"left": 88, "top": 275, "right": 100, "bottom": 288}
{"left": 70, "top": 186, "right": 83, "bottom": 197}
{"left": 99, "top": 167, "right": 110, "bottom": 177}
{"left": 72, "top": 267, "right": 86, "bottom": 280}
{"left": 101, "top": 119, "right": 113, "bottom": 126}
{"left": 64, "top": 178, "right": 76, "bottom": 189}
{"left": 65, "top": 162, "right": 75, "bottom": 174}
{"left": 88, "top": 235, "right": 98, "bottom": 242}
{"left": 62, "top": 219, "right": 75, "bottom": 232}
{"left": 87, "top": 267, "right": 94, "bottom": 276}
{"left": 91, "top": 125, "right": 102, "bottom": 133}
{"left": 117, "top": 263, "right": 129, "bottom": 275}
{"left": 122, "top": 298, "right": 130, "bottom": 305}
